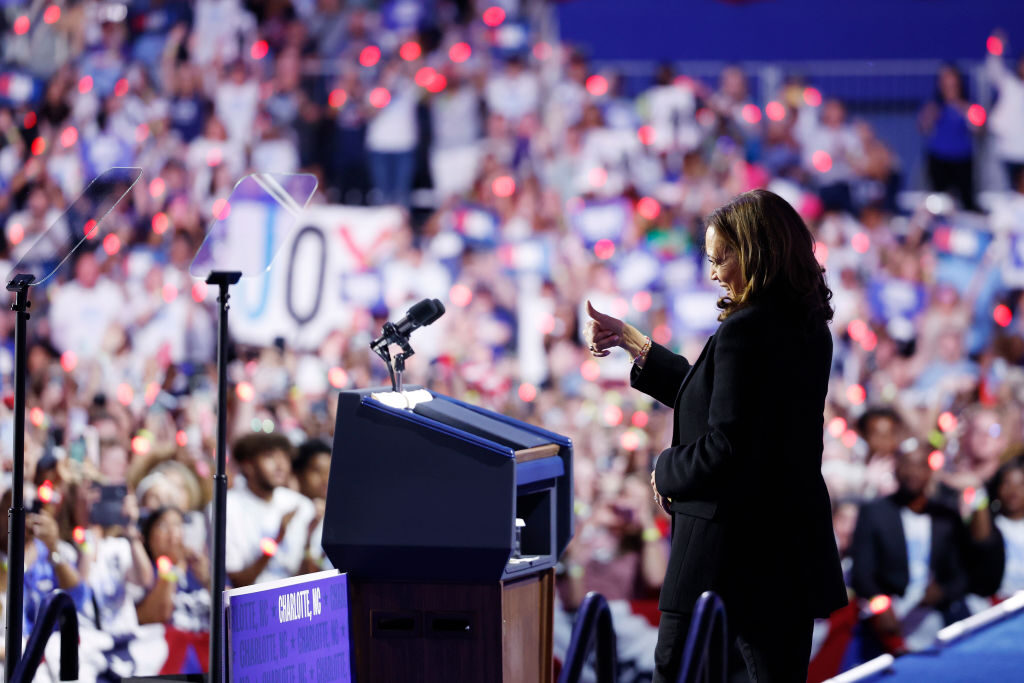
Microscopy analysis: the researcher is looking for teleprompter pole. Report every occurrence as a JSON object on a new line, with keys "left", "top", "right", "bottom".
{"left": 207, "top": 271, "right": 240, "bottom": 683}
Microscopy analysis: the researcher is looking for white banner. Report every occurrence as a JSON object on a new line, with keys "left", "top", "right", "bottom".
{"left": 227, "top": 205, "right": 406, "bottom": 349}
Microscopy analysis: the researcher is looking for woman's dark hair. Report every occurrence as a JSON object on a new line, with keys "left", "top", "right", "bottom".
{"left": 934, "top": 63, "right": 968, "bottom": 103}
{"left": 705, "top": 189, "right": 834, "bottom": 323}
{"left": 140, "top": 505, "right": 184, "bottom": 561}
{"left": 988, "top": 455, "right": 1024, "bottom": 512}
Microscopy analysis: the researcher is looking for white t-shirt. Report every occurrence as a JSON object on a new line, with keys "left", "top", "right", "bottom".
{"left": 83, "top": 536, "right": 141, "bottom": 638}
{"left": 995, "top": 514, "right": 1024, "bottom": 598}
{"left": 366, "top": 80, "right": 419, "bottom": 153}
{"left": 49, "top": 278, "right": 127, "bottom": 358}
{"left": 224, "top": 485, "right": 316, "bottom": 584}
{"left": 485, "top": 71, "right": 540, "bottom": 123}
{"left": 895, "top": 507, "right": 944, "bottom": 651}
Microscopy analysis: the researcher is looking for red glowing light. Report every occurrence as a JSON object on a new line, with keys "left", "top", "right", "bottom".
{"left": 43, "top": 5, "right": 61, "bottom": 24}
{"left": 928, "top": 450, "right": 945, "bottom": 471}
{"left": 393, "top": 42, "right": 418, "bottom": 63}
{"left": 114, "top": 78, "right": 130, "bottom": 97}
{"left": 637, "top": 125, "right": 655, "bottom": 146}
{"left": 152, "top": 212, "right": 169, "bottom": 235}
{"left": 450, "top": 283, "right": 474, "bottom": 307}
{"left": 38, "top": 481, "right": 54, "bottom": 504}
{"left": 586, "top": 75, "right": 609, "bottom": 97}
{"left": 603, "top": 405, "right": 623, "bottom": 427}
{"left": 492, "top": 175, "right": 516, "bottom": 198}
{"left": 588, "top": 167, "right": 608, "bottom": 188}
{"left": 117, "top": 383, "right": 134, "bottom": 406}
{"left": 580, "top": 359, "right": 601, "bottom": 382}
{"left": 449, "top": 42, "right": 472, "bottom": 63}
{"left": 963, "top": 486, "right": 977, "bottom": 505}
{"left": 78, "top": 75, "right": 93, "bottom": 94}
{"left": 538, "top": 313, "right": 556, "bottom": 334}
{"left": 620, "top": 430, "right": 641, "bottom": 451}
{"left": 13, "top": 16, "right": 30, "bottom": 35}
{"left": 8, "top": 223, "right": 24, "bottom": 245}
{"left": 60, "top": 351, "right": 78, "bottom": 373}
{"left": 803, "top": 87, "right": 823, "bottom": 107}
{"left": 23, "top": 112, "right": 36, "bottom": 129}
{"left": 631, "top": 411, "right": 649, "bottom": 428}
{"left": 632, "top": 291, "right": 652, "bottom": 312}
{"left": 851, "top": 232, "right": 870, "bottom": 253}
{"left": 72, "top": 526, "right": 86, "bottom": 544}
{"left": 260, "top": 537, "right": 278, "bottom": 557}
{"left": 60, "top": 126, "right": 78, "bottom": 148}
{"left": 31, "top": 137, "right": 46, "bottom": 156}
{"left": 328, "top": 367, "right": 349, "bottom": 389}
{"left": 967, "top": 104, "right": 987, "bottom": 127}
{"left": 328, "top": 88, "right": 347, "bottom": 108}
{"left": 136, "top": 123, "right": 150, "bottom": 143}
{"left": 132, "top": 435, "right": 151, "bottom": 454}
{"left": 814, "top": 241, "right": 829, "bottom": 266}
{"left": 162, "top": 283, "right": 178, "bottom": 303}
{"left": 212, "top": 198, "right": 231, "bottom": 220}
{"left": 149, "top": 177, "right": 166, "bottom": 198}
{"left": 176, "top": 430, "right": 188, "bottom": 447}
{"left": 988, "top": 36, "right": 1004, "bottom": 56}
{"left": 251, "top": 40, "right": 269, "bottom": 60}
{"left": 482, "top": 6, "right": 506, "bottom": 27}
{"left": 847, "top": 319, "right": 868, "bottom": 342}
{"left": 191, "top": 282, "right": 208, "bottom": 302}
{"left": 30, "top": 407, "right": 45, "bottom": 427}
{"left": 102, "top": 233, "right": 121, "bottom": 255}
{"left": 426, "top": 73, "right": 447, "bottom": 93}
{"left": 741, "top": 103, "right": 762, "bottom": 124}
{"left": 841, "top": 429, "right": 858, "bottom": 448}
{"left": 593, "top": 239, "right": 615, "bottom": 260}
{"left": 143, "top": 383, "right": 159, "bottom": 405}
{"left": 532, "top": 42, "right": 552, "bottom": 61}
{"left": 828, "top": 417, "right": 847, "bottom": 438}
{"left": 206, "top": 147, "right": 222, "bottom": 167}
{"left": 369, "top": 87, "right": 391, "bottom": 109}
{"left": 83, "top": 219, "right": 97, "bottom": 238}
{"left": 415, "top": 67, "right": 436, "bottom": 87}
{"left": 994, "top": 304, "right": 1013, "bottom": 327}
{"left": 652, "top": 324, "right": 672, "bottom": 345}
{"left": 846, "top": 384, "right": 866, "bottom": 405}
{"left": 937, "top": 411, "right": 958, "bottom": 433}
{"left": 359, "top": 45, "right": 381, "bottom": 68}
{"left": 518, "top": 383, "right": 537, "bottom": 402}
{"left": 765, "top": 101, "right": 786, "bottom": 121}
{"left": 236, "top": 382, "right": 255, "bottom": 402}
{"left": 861, "top": 330, "right": 878, "bottom": 352}
{"left": 812, "top": 150, "right": 833, "bottom": 173}
{"left": 869, "top": 594, "right": 891, "bottom": 615}
{"left": 637, "top": 197, "right": 661, "bottom": 221}
{"left": 156, "top": 555, "right": 174, "bottom": 575}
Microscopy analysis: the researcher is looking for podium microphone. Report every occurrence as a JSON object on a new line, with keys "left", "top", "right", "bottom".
{"left": 372, "top": 298, "right": 446, "bottom": 348}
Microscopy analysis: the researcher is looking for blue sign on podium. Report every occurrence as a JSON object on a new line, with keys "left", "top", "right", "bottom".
{"left": 226, "top": 570, "right": 351, "bottom": 683}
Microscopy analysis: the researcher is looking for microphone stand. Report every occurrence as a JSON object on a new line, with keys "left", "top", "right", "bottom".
{"left": 370, "top": 327, "right": 414, "bottom": 394}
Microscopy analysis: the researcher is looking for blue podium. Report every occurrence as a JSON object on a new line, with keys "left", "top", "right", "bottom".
{"left": 323, "top": 387, "right": 573, "bottom": 682}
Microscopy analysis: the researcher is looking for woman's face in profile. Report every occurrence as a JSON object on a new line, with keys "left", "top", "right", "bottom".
{"left": 705, "top": 225, "right": 744, "bottom": 300}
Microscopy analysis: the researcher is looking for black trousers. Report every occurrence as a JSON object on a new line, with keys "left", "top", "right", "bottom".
{"left": 653, "top": 609, "right": 813, "bottom": 683}
{"left": 927, "top": 154, "right": 979, "bottom": 212}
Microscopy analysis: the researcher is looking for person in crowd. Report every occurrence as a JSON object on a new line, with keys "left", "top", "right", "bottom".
{"left": 292, "top": 438, "right": 332, "bottom": 569}
{"left": 585, "top": 189, "right": 847, "bottom": 682}
{"left": 135, "top": 506, "right": 211, "bottom": 675}
{"left": 850, "top": 446, "right": 970, "bottom": 655}
{"left": 985, "top": 30, "right": 1024, "bottom": 189}
{"left": 857, "top": 406, "right": 908, "bottom": 498}
{"left": 224, "top": 433, "right": 316, "bottom": 586}
{"left": 966, "top": 456, "right": 1024, "bottom": 602}
{"left": 920, "top": 64, "right": 980, "bottom": 212}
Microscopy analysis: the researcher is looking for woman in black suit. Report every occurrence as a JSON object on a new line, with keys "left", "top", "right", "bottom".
{"left": 585, "top": 189, "right": 848, "bottom": 682}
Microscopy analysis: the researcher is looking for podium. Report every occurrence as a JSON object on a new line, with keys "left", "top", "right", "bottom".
{"left": 323, "top": 388, "right": 573, "bottom": 682}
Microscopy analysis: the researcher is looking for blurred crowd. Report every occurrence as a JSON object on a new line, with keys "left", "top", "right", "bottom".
{"left": 1, "top": 0, "right": 1024, "bottom": 680}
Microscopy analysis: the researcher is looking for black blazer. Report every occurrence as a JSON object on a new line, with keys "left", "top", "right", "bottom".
{"left": 850, "top": 495, "right": 969, "bottom": 606}
{"left": 632, "top": 296, "right": 847, "bottom": 618}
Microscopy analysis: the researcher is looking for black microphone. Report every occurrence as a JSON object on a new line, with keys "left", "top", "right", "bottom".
{"left": 374, "top": 298, "right": 446, "bottom": 347}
